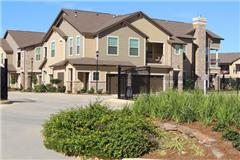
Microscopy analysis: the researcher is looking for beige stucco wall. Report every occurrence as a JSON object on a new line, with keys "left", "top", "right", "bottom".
{"left": 228, "top": 59, "right": 240, "bottom": 78}
{"left": 85, "top": 37, "right": 96, "bottom": 58}
{"left": 59, "top": 20, "right": 84, "bottom": 58}
{"left": 42, "top": 31, "right": 65, "bottom": 83}
{"left": 0, "top": 47, "right": 7, "bottom": 67}
{"left": 98, "top": 25, "right": 145, "bottom": 66}
{"left": 131, "top": 18, "right": 170, "bottom": 65}
{"left": 5, "top": 34, "right": 20, "bottom": 71}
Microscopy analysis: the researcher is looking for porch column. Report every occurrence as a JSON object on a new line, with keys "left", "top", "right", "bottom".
{"left": 216, "top": 50, "right": 219, "bottom": 67}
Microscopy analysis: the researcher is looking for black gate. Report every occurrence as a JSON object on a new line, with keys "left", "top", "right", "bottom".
{"left": 117, "top": 66, "right": 150, "bottom": 99}
{"left": 1, "top": 59, "right": 8, "bottom": 100}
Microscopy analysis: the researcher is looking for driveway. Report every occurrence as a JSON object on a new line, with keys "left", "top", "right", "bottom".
{"left": 1, "top": 91, "right": 115, "bottom": 160}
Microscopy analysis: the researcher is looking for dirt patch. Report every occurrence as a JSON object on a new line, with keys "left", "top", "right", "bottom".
{"left": 142, "top": 121, "right": 240, "bottom": 160}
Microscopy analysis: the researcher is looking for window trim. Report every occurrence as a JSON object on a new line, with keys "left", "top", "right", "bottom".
{"left": 76, "top": 36, "right": 81, "bottom": 55}
{"left": 35, "top": 47, "right": 41, "bottom": 61}
{"left": 68, "top": 37, "right": 74, "bottom": 56}
{"left": 92, "top": 71, "right": 99, "bottom": 81}
{"left": 128, "top": 37, "right": 140, "bottom": 57}
{"left": 50, "top": 41, "right": 56, "bottom": 57}
{"left": 106, "top": 36, "right": 119, "bottom": 56}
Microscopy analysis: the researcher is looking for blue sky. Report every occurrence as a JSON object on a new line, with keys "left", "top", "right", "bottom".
{"left": 1, "top": 0, "right": 240, "bottom": 52}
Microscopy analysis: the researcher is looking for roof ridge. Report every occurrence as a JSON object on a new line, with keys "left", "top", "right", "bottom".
{"left": 62, "top": 8, "right": 118, "bottom": 16}
{"left": 153, "top": 18, "right": 192, "bottom": 25}
{"left": 7, "top": 29, "right": 45, "bottom": 34}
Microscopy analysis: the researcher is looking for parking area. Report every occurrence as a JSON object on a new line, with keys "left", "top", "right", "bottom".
{"left": 1, "top": 91, "right": 115, "bottom": 160}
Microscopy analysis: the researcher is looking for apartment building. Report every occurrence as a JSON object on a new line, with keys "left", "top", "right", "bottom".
{"left": 1, "top": 9, "right": 223, "bottom": 93}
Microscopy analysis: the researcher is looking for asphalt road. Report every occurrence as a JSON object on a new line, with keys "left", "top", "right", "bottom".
{"left": 1, "top": 92, "right": 114, "bottom": 160}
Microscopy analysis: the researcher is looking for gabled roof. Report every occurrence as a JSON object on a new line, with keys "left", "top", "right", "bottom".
{"left": 210, "top": 52, "right": 240, "bottom": 64}
{"left": 154, "top": 19, "right": 223, "bottom": 40}
{"left": 0, "top": 38, "right": 13, "bottom": 53}
{"left": 4, "top": 30, "right": 45, "bottom": 49}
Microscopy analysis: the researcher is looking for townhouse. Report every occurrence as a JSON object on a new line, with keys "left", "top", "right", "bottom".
{"left": 1, "top": 9, "right": 223, "bottom": 94}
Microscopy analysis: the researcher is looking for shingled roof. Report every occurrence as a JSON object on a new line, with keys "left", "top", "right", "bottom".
{"left": 0, "top": 38, "right": 13, "bottom": 53}
{"left": 210, "top": 52, "right": 240, "bottom": 64}
{"left": 4, "top": 30, "right": 45, "bottom": 49}
{"left": 154, "top": 19, "right": 223, "bottom": 40}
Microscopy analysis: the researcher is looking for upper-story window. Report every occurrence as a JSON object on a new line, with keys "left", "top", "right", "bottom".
{"left": 0, "top": 52, "right": 4, "bottom": 65}
{"left": 69, "top": 37, "right": 73, "bottom": 56}
{"left": 174, "top": 45, "right": 181, "bottom": 55}
{"left": 51, "top": 41, "right": 56, "bottom": 57}
{"left": 129, "top": 38, "right": 139, "bottom": 56}
{"left": 107, "top": 36, "right": 118, "bottom": 55}
{"left": 35, "top": 47, "right": 41, "bottom": 61}
{"left": 236, "top": 64, "right": 240, "bottom": 72}
{"left": 76, "top": 36, "right": 81, "bottom": 55}
{"left": 93, "top": 71, "right": 99, "bottom": 81}
{"left": 17, "top": 52, "right": 21, "bottom": 67}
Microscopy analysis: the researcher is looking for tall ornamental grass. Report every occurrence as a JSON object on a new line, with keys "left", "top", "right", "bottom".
{"left": 132, "top": 90, "right": 240, "bottom": 129}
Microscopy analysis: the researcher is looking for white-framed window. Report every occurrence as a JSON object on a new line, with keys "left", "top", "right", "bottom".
{"left": 129, "top": 38, "right": 140, "bottom": 56}
{"left": 35, "top": 47, "right": 41, "bottom": 61}
{"left": 69, "top": 37, "right": 73, "bottom": 56}
{"left": 0, "top": 52, "right": 4, "bottom": 65}
{"left": 50, "top": 41, "right": 56, "bottom": 57}
{"left": 107, "top": 36, "right": 119, "bottom": 55}
{"left": 93, "top": 71, "right": 99, "bottom": 81}
{"left": 76, "top": 36, "right": 81, "bottom": 55}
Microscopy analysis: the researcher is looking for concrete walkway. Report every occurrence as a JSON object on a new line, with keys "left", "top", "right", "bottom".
{"left": 1, "top": 91, "right": 115, "bottom": 160}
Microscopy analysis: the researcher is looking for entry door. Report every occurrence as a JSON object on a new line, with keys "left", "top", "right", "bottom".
{"left": 173, "top": 71, "right": 179, "bottom": 89}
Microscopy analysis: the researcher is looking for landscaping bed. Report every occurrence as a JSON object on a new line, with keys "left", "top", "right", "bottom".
{"left": 42, "top": 90, "right": 240, "bottom": 159}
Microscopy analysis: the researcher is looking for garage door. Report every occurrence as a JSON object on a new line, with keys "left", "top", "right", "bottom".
{"left": 150, "top": 75, "right": 163, "bottom": 92}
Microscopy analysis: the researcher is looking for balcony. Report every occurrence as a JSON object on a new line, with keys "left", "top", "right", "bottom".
{"left": 146, "top": 42, "right": 164, "bottom": 64}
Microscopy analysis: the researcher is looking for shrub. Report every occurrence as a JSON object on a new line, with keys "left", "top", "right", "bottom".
{"left": 222, "top": 129, "right": 240, "bottom": 141}
{"left": 10, "top": 75, "right": 16, "bottom": 84}
{"left": 42, "top": 104, "right": 156, "bottom": 159}
{"left": 32, "top": 73, "right": 38, "bottom": 85}
{"left": 233, "top": 139, "right": 240, "bottom": 151}
{"left": 80, "top": 88, "right": 87, "bottom": 93}
{"left": 57, "top": 86, "right": 66, "bottom": 93}
{"left": 35, "top": 84, "right": 47, "bottom": 92}
{"left": 46, "top": 84, "right": 57, "bottom": 92}
{"left": 97, "top": 89, "right": 103, "bottom": 94}
{"left": 50, "top": 79, "right": 61, "bottom": 85}
{"left": 87, "top": 87, "right": 95, "bottom": 94}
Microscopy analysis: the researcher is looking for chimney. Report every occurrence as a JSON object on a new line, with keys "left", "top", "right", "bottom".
{"left": 193, "top": 16, "right": 207, "bottom": 89}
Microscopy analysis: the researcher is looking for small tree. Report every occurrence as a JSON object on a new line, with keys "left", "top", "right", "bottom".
{"left": 10, "top": 75, "right": 16, "bottom": 85}
{"left": 32, "top": 73, "right": 38, "bottom": 85}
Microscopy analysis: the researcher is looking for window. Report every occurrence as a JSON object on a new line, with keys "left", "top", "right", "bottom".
{"left": 0, "top": 52, "right": 4, "bottom": 64}
{"left": 129, "top": 38, "right": 139, "bottom": 56}
{"left": 146, "top": 43, "right": 153, "bottom": 58}
{"left": 107, "top": 36, "right": 118, "bottom": 55}
{"left": 93, "top": 72, "right": 99, "bottom": 81}
{"left": 174, "top": 45, "right": 182, "bottom": 55}
{"left": 69, "top": 37, "right": 73, "bottom": 56}
{"left": 35, "top": 47, "right": 41, "bottom": 61}
{"left": 51, "top": 42, "right": 56, "bottom": 57}
{"left": 76, "top": 36, "right": 80, "bottom": 55}
{"left": 17, "top": 52, "right": 21, "bottom": 67}
{"left": 236, "top": 64, "right": 240, "bottom": 72}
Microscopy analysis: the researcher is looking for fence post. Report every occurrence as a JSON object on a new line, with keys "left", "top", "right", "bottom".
{"left": 117, "top": 65, "right": 121, "bottom": 99}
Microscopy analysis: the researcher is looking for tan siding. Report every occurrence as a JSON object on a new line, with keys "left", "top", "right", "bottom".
{"left": 98, "top": 25, "right": 145, "bottom": 66}
{"left": 85, "top": 37, "right": 96, "bottom": 58}
{"left": 5, "top": 34, "right": 20, "bottom": 69}
{"left": 59, "top": 20, "right": 84, "bottom": 58}
{"left": 229, "top": 58, "right": 240, "bottom": 78}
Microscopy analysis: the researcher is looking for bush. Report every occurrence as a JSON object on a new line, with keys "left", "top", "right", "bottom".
{"left": 87, "top": 87, "right": 95, "bottom": 94}
{"left": 222, "top": 129, "right": 240, "bottom": 141}
{"left": 57, "top": 86, "right": 66, "bottom": 93}
{"left": 42, "top": 104, "right": 156, "bottom": 159}
{"left": 32, "top": 73, "right": 38, "bottom": 85}
{"left": 97, "top": 89, "right": 103, "bottom": 94}
{"left": 35, "top": 84, "right": 47, "bottom": 92}
{"left": 50, "top": 79, "right": 61, "bottom": 85}
{"left": 80, "top": 88, "right": 87, "bottom": 93}
{"left": 46, "top": 84, "right": 57, "bottom": 92}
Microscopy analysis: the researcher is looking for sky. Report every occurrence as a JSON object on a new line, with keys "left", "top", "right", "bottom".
{"left": 1, "top": 0, "right": 240, "bottom": 53}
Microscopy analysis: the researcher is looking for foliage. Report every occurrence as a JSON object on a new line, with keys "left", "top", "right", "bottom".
{"left": 46, "top": 84, "right": 57, "bottom": 92}
{"left": 87, "top": 87, "right": 95, "bottom": 94}
{"left": 50, "top": 79, "right": 61, "bottom": 85}
{"left": 222, "top": 129, "right": 240, "bottom": 141}
{"left": 32, "top": 73, "right": 38, "bottom": 85}
{"left": 10, "top": 75, "right": 16, "bottom": 84}
{"left": 183, "top": 79, "right": 195, "bottom": 90}
{"left": 97, "top": 89, "right": 103, "bottom": 94}
{"left": 35, "top": 84, "right": 47, "bottom": 92}
{"left": 42, "top": 104, "right": 157, "bottom": 159}
{"left": 132, "top": 90, "right": 240, "bottom": 129}
{"left": 80, "top": 88, "right": 87, "bottom": 93}
{"left": 57, "top": 86, "right": 66, "bottom": 93}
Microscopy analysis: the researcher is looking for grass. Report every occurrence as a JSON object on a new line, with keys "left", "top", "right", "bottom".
{"left": 132, "top": 90, "right": 240, "bottom": 129}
